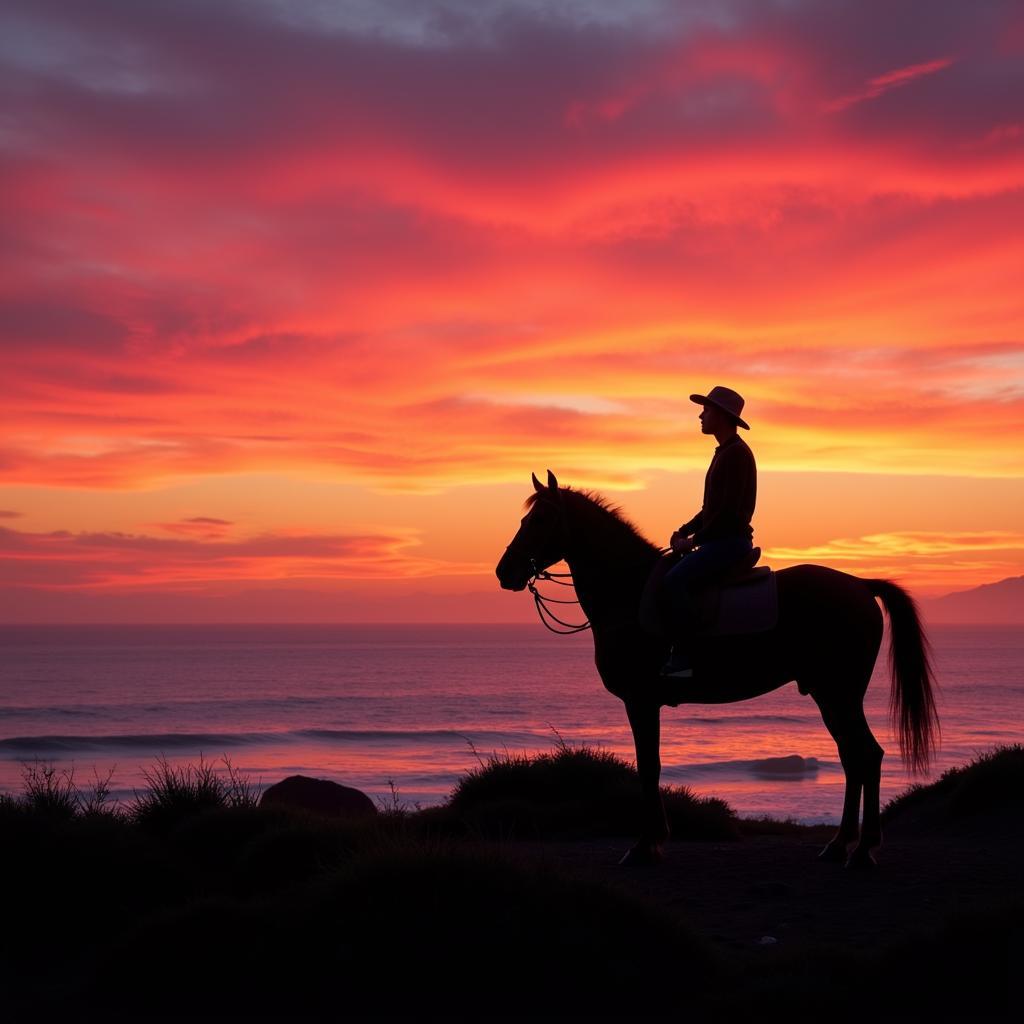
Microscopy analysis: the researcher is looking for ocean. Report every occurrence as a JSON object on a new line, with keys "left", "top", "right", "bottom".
{"left": 1, "top": 623, "right": 1021, "bottom": 824}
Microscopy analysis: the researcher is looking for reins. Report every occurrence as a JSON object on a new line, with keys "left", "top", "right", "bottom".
{"left": 527, "top": 559, "right": 592, "bottom": 635}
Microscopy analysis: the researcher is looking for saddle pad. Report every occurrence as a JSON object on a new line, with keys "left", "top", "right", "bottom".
{"left": 710, "top": 569, "right": 778, "bottom": 636}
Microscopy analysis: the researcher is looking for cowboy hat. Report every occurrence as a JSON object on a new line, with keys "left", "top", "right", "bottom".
{"left": 689, "top": 385, "right": 750, "bottom": 430}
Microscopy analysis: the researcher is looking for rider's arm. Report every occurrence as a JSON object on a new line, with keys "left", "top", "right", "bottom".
{"left": 678, "top": 511, "right": 703, "bottom": 536}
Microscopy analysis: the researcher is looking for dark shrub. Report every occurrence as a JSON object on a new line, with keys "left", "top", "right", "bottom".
{"left": 236, "top": 816, "right": 359, "bottom": 893}
{"left": 883, "top": 744, "right": 1024, "bottom": 826}
{"left": 663, "top": 785, "right": 737, "bottom": 838}
{"left": 441, "top": 740, "right": 737, "bottom": 839}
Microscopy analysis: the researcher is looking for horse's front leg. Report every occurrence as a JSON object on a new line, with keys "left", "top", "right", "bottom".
{"left": 619, "top": 697, "right": 668, "bottom": 866}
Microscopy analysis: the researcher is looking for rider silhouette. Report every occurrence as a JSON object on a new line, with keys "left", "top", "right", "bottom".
{"left": 661, "top": 386, "right": 756, "bottom": 678}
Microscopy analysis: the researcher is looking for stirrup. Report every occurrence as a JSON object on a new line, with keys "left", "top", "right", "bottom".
{"left": 660, "top": 648, "right": 694, "bottom": 678}
{"left": 661, "top": 664, "right": 694, "bottom": 679}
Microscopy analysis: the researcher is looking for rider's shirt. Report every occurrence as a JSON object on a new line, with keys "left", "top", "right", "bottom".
{"left": 679, "top": 434, "right": 756, "bottom": 545}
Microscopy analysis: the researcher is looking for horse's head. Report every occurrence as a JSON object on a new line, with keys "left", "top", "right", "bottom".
{"left": 495, "top": 470, "right": 566, "bottom": 591}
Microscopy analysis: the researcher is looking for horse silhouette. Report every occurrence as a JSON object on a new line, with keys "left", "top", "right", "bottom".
{"left": 496, "top": 471, "right": 939, "bottom": 868}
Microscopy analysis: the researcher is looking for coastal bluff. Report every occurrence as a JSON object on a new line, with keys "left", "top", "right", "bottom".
{"left": 2, "top": 745, "right": 1018, "bottom": 1020}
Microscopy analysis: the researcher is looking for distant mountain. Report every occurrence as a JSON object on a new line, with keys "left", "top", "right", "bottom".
{"left": 921, "top": 576, "right": 1024, "bottom": 625}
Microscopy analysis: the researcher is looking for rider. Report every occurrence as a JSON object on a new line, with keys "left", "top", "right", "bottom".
{"left": 661, "top": 385, "right": 756, "bottom": 678}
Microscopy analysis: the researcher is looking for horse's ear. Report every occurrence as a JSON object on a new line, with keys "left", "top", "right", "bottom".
{"left": 532, "top": 472, "right": 545, "bottom": 493}
{"left": 547, "top": 469, "right": 559, "bottom": 491}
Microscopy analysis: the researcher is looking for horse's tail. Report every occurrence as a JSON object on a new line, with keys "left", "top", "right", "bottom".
{"left": 867, "top": 579, "right": 940, "bottom": 774}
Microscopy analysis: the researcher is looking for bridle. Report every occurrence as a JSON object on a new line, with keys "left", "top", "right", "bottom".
{"left": 504, "top": 497, "right": 592, "bottom": 635}
{"left": 526, "top": 559, "right": 591, "bottom": 635}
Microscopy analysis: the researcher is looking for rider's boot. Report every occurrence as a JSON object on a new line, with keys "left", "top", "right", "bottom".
{"left": 660, "top": 629, "right": 694, "bottom": 678}
{"left": 660, "top": 591, "right": 696, "bottom": 678}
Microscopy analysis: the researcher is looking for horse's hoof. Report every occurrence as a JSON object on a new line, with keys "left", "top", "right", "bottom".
{"left": 844, "top": 847, "right": 878, "bottom": 870}
{"left": 618, "top": 843, "right": 664, "bottom": 867}
{"left": 817, "top": 841, "right": 848, "bottom": 864}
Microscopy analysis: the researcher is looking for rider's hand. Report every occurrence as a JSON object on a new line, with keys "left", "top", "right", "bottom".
{"left": 670, "top": 533, "right": 694, "bottom": 555}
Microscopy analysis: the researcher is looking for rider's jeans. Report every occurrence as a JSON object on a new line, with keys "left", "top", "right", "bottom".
{"left": 664, "top": 535, "right": 754, "bottom": 633}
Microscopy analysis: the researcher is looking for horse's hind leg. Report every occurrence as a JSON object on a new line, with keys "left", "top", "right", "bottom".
{"left": 814, "top": 688, "right": 884, "bottom": 868}
{"left": 844, "top": 705, "right": 884, "bottom": 869}
{"left": 813, "top": 695, "right": 862, "bottom": 863}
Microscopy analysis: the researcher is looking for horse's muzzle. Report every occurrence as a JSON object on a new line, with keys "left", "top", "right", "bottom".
{"left": 497, "top": 573, "right": 528, "bottom": 592}
{"left": 495, "top": 551, "right": 529, "bottom": 591}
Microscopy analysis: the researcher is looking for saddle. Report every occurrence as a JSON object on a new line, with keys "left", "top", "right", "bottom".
{"left": 639, "top": 546, "right": 778, "bottom": 638}
{"left": 694, "top": 547, "right": 777, "bottom": 636}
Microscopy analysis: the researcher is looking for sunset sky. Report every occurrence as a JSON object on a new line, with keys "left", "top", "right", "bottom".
{"left": 2, "top": 0, "right": 1023, "bottom": 622}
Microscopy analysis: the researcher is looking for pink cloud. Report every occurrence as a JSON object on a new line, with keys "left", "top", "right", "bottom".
{"left": 1, "top": 0, "right": 1022, "bottom": 496}
{"left": 823, "top": 56, "right": 957, "bottom": 113}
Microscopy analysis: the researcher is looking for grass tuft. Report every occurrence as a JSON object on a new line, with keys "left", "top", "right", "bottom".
{"left": 19, "top": 760, "right": 84, "bottom": 819}
{"left": 131, "top": 755, "right": 259, "bottom": 831}
{"left": 737, "top": 815, "right": 833, "bottom": 837}
{"left": 882, "top": 743, "right": 1024, "bottom": 825}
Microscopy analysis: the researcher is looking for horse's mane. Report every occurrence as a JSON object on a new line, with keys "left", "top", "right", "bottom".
{"left": 525, "top": 487, "right": 658, "bottom": 554}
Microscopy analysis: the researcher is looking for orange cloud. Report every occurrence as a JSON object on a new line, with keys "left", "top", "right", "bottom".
{"left": 0, "top": 524, "right": 487, "bottom": 591}
{"left": 2, "top": 1, "right": 1023, "bottom": 615}
{"left": 4, "top": 328, "right": 1023, "bottom": 492}
{"left": 763, "top": 531, "right": 1024, "bottom": 593}
{"left": 156, "top": 517, "right": 234, "bottom": 538}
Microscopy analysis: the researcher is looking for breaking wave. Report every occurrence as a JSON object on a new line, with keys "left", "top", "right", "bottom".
{"left": 0, "top": 727, "right": 545, "bottom": 756}
{"left": 664, "top": 755, "right": 836, "bottom": 781}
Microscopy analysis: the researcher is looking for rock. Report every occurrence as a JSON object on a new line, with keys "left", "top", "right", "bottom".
{"left": 260, "top": 775, "right": 377, "bottom": 819}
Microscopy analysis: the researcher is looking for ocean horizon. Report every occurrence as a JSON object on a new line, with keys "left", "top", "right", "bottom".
{"left": 2, "top": 622, "right": 1021, "bottom": 825}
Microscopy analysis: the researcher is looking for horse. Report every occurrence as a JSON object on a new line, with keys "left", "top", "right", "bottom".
{"left": 495, "top": 471, "right": 939, "bottom": 869}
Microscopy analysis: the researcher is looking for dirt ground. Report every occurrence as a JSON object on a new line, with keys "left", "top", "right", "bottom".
{"left": 507, "top": 816, "right": 1023, "bottom": 957}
